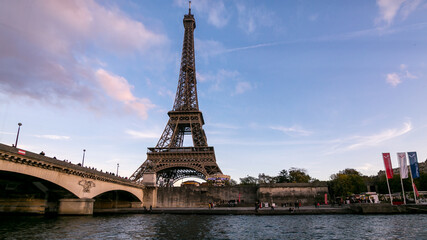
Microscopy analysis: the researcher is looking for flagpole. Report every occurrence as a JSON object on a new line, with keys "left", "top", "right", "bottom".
{"left": 399, "top": 173, "right": 406, "bottom": 205}
{"left": 408, "top": 151, "right": 420, "bottom": 204}
{"left": 385, "top": 173, "right": 393, "bottom": 205}
{"left": 382, "top": 153, "right": 393, "bottom": 205}
{"left": 409, "top": 168, "right": 418, "bottom": 204}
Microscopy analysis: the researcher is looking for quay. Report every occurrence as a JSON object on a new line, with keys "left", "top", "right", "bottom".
{"left": 94, "top": 204, "right": 427, "bottom": 215}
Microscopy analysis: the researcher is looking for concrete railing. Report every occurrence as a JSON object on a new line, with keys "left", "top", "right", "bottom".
{"left": 0, "top": 143, "right": 143, "bottom": 189}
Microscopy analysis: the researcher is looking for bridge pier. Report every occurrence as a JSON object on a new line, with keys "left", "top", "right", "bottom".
{"left": 58, "top": 198, "right": 95, "bottom": 215}
{"left": 142, "top": 173, "right": 156, "bottom": 187}
{"left": 143, "top": 187, "right": 157, "bottom": 208}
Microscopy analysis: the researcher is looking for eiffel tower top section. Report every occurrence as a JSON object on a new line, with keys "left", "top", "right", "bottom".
{"left": 172, "top": 5, "right": 198, "bottom": 112}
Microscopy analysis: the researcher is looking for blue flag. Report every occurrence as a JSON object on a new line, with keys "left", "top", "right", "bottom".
{"left": 407, "top": 152, "right": 420, "bottom": 178}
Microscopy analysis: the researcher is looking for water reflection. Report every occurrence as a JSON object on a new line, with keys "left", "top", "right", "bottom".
{"left": 1, "top": 214, "right": 426, "bottom": 239}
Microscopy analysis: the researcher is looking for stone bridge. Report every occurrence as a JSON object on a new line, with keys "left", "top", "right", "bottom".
{"left": 0, "top": 143, "right": 147, "bottom": 215}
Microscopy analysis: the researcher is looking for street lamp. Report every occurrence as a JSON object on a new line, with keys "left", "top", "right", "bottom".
{"left": 82, "top": 149, "right": 86, "bottom": 167}
{"left": 14, "top": 123, "right": 22, "bottom": 148}
{"left": 116, "top": 163, "right": 119, "bottom": 176}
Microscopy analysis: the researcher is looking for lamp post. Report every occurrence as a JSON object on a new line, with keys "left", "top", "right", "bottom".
{"left": 82, "top": 149, "right": 86, "bottom": 167}
{"left": 14, "top": 123, "right": 22, "bottom": 148}
{"left": 116, "top": 163, "right": 119, "bottom": 176}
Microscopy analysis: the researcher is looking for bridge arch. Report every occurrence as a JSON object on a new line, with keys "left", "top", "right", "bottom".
{"left": 0, "top": 156, "right": 143, "bottom": 202}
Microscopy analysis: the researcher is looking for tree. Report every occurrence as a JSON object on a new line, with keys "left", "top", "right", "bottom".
{"left": 258, "top": 173, "right": 275, "bottom": 184}
{"left": 239, "top": 175, "right": 258, "bottom": 185}
{"left": 275, "top": 169, "right": 290, "bottom": 183}
{"left": 329, "top": 168, "right": 365, "bottom": 198}
{"left": 288, "top": 168, "right": 311, "bottom": 183}
{"left": 226, "top": 179, "right": 238, "bottom": 186}
{"left": 375, "top": 172, "right": 427, "bottom": 194}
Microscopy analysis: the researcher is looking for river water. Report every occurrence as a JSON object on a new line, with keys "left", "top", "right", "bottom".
{"left": 1, "top": 214, "right": 426, "bottom": 239}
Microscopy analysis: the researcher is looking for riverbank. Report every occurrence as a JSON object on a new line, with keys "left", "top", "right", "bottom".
{"left": 94, "top": 203, "right": 427, "bottom": 215}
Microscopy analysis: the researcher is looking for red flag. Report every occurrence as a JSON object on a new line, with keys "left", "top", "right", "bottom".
{"left": 382, "top": 153, "right": 393, "bottom": 179}
{"left": 18, "top": 149, "right": 26, "bottom": 155}
{"left": 413, "top": 183, "right": 419, "bottom": 197}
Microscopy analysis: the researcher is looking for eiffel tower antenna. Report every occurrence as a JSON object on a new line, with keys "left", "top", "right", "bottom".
{"left": 130, "top": 7, "right": 225, "bottom": 186}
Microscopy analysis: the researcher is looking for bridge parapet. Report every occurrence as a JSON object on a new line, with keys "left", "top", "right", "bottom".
{"left": 0, "top": 143, "right": 143, "bottom": 189}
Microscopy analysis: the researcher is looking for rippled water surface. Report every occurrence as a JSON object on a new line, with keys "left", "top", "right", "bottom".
{"left": 1, "top": 214, "right": 426, "bottom": 239}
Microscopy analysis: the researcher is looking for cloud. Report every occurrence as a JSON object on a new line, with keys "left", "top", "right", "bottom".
{"left": 96, "top": 69, "right": 154, "bottom": 119}
{"left": 376, "top": 0, "right": 423, "bottom": 26}
{"left": 174, "top": 0, "right": 229, "bottom": 28}
{"left": 346, "top": 122, "right": 412, "bottom": 150}
{"left": 270, "top": 126, "right": 313, "bottom": 137}
{"left": 385, "top": 64, "right": 417, "bottom": 87}
{"left": 198, "top": 69, "right": 252, "bottom": 95}
{"left": 208, "top": 123, "right": 240, "bottom": 130}
{"left": 0, "top": 131, "right": 15, "bottom": 135}
{"left": 157, "top": 88, "right": 175, "bottom": 99}
{"left": 328, "top": 121, "right": 412, "bottom": 153}
{"left": 212, "top": 22, "right": 427, "bottom": 55}
{"left": 0, "top": 0, "right": 167, "bottom": 117}
{"left": 236, "top": 3, "right": 276, "bottom": 34}
{"left": 34, "top": 135, "right": 71, "bottom": 140}
{"left": 234, "top": 81, "right": 253, "bottom": 95}
{"left": 386, "top": 73, "right": 402, "bottom": 87}
{"left": 376, "top": 0, "right": 405, "bottom": 25}
{"left": 400, "top": 0, "right": 423, "bottom": 19}
{"left": 195, "top": 39, "right": 226, "bottom": 60}
{"left": 125, "top": 130, "right": 159, "bottom": 139}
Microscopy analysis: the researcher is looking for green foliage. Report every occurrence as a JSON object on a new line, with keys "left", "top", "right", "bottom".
{"left": 275, "top": 169, "right": 290, "bottom": 183}
{"left": 329, "top": 168, "right": 366, "bottom": 198}
{"left": 225, "top": 179, "right": 238, "bottom": 186}
{"left": 288, "top": 168, "right": 311, "bottom": 183}
{"left": 258, "top": 173, "right": 275, "bottom": 184}
{"left": 375, "top": 172, "right": 427, "bottom": 193}
{"left": 238, "top": 167, "right": 314, "bottom": 185}
{"left": 239, "top": 175, "right": 258, "bottom": 185}
{"left": 415, "top": 173, "right": 427, "bottom": 191}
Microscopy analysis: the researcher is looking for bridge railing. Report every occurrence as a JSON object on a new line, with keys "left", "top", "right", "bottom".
{"left": 0, "top": 143, "right": 143, "bottom": 188}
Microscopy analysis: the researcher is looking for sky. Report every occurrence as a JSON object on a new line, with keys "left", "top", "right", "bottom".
{"left": 1, "top": 0, "right": 427, "bottom": 182}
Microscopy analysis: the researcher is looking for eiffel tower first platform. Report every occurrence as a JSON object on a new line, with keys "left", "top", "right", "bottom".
{"left": 130, "top": 6, "right": 225, "bottom": 187}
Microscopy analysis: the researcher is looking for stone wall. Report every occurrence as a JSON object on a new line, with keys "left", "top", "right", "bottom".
{"left": 156, "top": 185, "right": 257, "bottom": 207}
{"left": 0, "top": 198, "right": 46, "bottom": 214}
{"left": 155, "top": 183, "right": 328, "bottom": 207}
{"left": 257, "top": 183, "right": 329, "bottom": 206}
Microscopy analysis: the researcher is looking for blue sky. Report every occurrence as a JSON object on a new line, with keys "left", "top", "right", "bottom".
{"left": 1, "top": 0, "right": 427, "bottom": 181}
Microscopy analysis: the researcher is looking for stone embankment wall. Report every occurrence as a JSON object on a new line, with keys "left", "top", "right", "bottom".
{"left": 155, "top": 183, "right": 328, "bottom": 207}
{"left": 257, "top": 183, "right": 329, "bottom": 206}
{"left": 156, "top": 185, "right": 257, "bottom": 207}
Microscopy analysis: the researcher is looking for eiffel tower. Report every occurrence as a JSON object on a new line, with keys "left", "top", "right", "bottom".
{"left": 130, "top": 5, "right": 224, "bottom": 186}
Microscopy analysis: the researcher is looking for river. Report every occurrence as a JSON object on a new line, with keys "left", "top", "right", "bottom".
{"left": 1, "top": 214, "right": 426, "bottom": 239}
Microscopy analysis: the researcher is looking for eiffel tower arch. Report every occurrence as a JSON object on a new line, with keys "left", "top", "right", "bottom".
{"left": 130, "top": 6, "right": 225, "bottom": 187}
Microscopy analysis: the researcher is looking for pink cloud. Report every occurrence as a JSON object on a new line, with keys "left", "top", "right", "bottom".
{"left": 386, "top": 73, "right": 402, "bottom": 87}
{"left": 0, "top": 0, "right": 167, "bottom": 117}
{"left": 96, "top": 69, "right": 154, "bottom": 119}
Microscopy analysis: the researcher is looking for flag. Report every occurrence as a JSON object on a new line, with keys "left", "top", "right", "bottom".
{"left": 397, "top": 152, "right": 408, "bottom": 179}
{"left": 407, "top": 151, "right": 420, "bottom": 179}
{"left": 382, "top": 153, "right": 393, "bottom": 179}
{"left": 413, "top": 183, "right": 419, "bottom": 197}
{"left": 18, "top": 149, "right": 26, "bottom": 155}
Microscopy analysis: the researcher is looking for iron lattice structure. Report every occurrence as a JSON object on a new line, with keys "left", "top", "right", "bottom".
{"left": 130, "top": 7, "right": 223, "bottom": 186}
